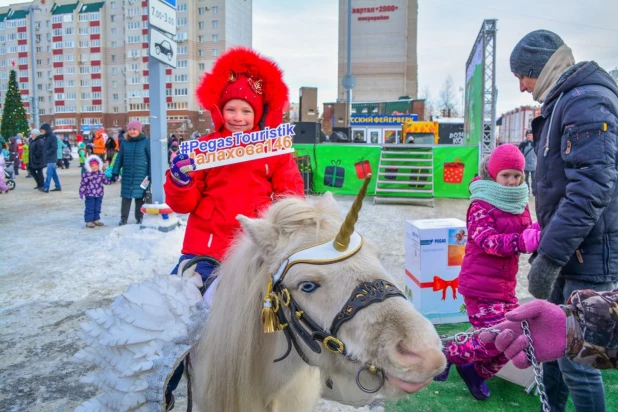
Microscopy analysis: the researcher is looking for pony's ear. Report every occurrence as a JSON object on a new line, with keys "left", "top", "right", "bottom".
{"left": 237, "top": 214, "right": 279, "bottom": 255}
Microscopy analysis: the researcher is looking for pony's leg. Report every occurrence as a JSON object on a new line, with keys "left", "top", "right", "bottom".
{"left": 269, "top": 367, "right": 321, "bottom": 412}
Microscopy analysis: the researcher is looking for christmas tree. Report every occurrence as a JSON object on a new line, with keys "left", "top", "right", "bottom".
{"left": 1, "top": 69, "right": 30, "bottom": 139}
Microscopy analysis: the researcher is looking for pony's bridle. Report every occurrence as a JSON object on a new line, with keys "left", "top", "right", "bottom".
{"left": 260, "top": 175, "right": 405, "bottom": 393}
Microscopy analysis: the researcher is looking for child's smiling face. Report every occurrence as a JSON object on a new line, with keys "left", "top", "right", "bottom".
{"left": 90, "top": 162, "right": 99, "bottom": 172}
{"left": 223, "top": 99, "right": 255, "bottom": 133}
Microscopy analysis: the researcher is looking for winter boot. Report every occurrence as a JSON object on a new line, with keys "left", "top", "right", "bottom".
{"left": 94, "top": 220, "right": 104, "bottom": 226}
{"left": 119, "top": 219, "right": 127, "bottom": 226}
{"left": 433, "top": 358, "right": 452, "bottom": 382}
{"left": 86, "top": 222, "right": 95, "bottom": 228}
{"left": 136, "top": 218, "right": 143, "bottom": 225}
{"left": 456, "top": 363, "right": 490, "bottom": 400}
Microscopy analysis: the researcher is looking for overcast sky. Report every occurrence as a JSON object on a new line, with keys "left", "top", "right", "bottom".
{"left": 2, "top": 0, "right": 617, "bottom": 116}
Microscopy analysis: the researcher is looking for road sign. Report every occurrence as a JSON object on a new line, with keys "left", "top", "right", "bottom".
{"left": 149, "top": 28, "right": 177, "bottom": 68}
{"left": 160, "top": 0, "right": 176, "bottom": 8}
{"left": 148, "top": 0, "right": 176, "bottom": 35}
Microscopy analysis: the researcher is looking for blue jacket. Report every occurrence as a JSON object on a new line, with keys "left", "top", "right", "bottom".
{"left": 43, "top": 131, "right": 58, "bottom": 163}
{"left": 533, "top": 61, "right": 618, "bottom": 283}
{"left": 111, "top": 133, "right": 150, "bottom": 199}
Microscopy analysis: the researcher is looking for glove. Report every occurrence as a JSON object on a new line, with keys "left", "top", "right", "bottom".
{"left": 111, "top": 174, "right": 119, "bottom": 183}
{"left": 79, "top": 192, "right": 84, "bottom": 200}
{"left": 170, "top": 154, "right": 196, "bottom": 187}
{"left": 479, "top": 300, "right": 567, "bottom": 369}
{"left": 518, "top": 228, "right": 540, "bottom": 253}
{"left": 527, "top": 254, "right": 562, "bottom": 299}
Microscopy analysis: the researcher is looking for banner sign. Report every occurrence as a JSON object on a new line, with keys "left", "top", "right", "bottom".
{"left": 350, "top": 114, "right": 418, "bottom": 126}
{"left": 179, "top": 123, "right": 295, "bottom": 170}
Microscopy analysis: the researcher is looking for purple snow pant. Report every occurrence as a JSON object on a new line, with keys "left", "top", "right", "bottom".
{"left": 444, "top": 295, "right": 519, "bottom": 379}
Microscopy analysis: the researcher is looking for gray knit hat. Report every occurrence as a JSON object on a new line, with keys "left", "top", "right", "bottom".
{"left": 510, "top": 30, "right": 564, "bottom": 78}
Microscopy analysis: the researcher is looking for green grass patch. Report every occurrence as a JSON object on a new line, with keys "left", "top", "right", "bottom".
{"left": 386, "top": 322, "right": 618, "bottom": 412}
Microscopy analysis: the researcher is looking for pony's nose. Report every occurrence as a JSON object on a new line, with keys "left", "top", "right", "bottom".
{"left": 396, "top": 340, "right": 446, "bottom": 372}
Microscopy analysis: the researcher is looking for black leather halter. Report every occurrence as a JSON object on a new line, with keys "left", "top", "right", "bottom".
{"left": 271, "top": 279, "right": 405, "bottom": 364}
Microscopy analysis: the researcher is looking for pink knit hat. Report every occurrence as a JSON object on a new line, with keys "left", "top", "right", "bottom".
{"left": 487, "top": 144, "right": 525, "bottom": 179}
{"left": 127, "top": 120, "right": 143, "bottom": 132}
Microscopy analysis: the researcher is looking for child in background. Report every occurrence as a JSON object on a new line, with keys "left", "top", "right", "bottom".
{"left": 0, "top": 152, "right": 9, "bottom": 193}
{"left": 79, "top": 155, "right": 114, "bottom": 228}
{"left": 434, "top": 144, "right": 541, "bottom": 400}
{"left": 78, "top": 142, "right": 87, "bottom": 176}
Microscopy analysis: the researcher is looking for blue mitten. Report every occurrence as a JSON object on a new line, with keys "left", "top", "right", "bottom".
{"left": 170, "top": 154, "right": 196, "bottom": 187}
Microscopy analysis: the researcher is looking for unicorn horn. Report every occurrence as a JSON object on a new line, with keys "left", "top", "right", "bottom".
{"left": 333, "top": 174, "right": 372, "bottom": 252}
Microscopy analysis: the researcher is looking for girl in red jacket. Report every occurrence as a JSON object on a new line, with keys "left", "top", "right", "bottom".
{"left": 163, "top": 47, "right": 304, "bottom": 408}
{"left": 434, "top": 144, "right": 541, "bottom": 400}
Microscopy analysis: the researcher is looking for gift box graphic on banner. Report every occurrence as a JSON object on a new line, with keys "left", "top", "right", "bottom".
{"left": 404, "top": 218, "right": 468, "bottom": 324}
{"left": 443, "top": 158, "right": 465, "bottom": 184}
{"left": 324, "top": 160, "right": 345, "bottom": 188}
{"left": 354, "top": 159, "right": 371, "bottom": 179}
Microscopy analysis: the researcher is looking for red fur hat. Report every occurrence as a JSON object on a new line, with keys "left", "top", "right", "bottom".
{"left": 195, "top": 47, "right": 289, "bottom": 132}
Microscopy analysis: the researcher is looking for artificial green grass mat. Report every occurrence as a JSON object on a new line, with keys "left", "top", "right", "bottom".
{"left": 385, "top": 322, "right": 617, "bottom": 412}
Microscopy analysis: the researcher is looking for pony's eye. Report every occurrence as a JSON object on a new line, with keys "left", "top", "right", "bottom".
{"left": 299, "top": 282, "right": 320, "bottom": 294}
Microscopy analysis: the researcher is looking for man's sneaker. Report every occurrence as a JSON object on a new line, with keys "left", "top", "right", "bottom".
{"left": 165, "top": 392, "right": 175, "bottom": 411}
{"left": 456, "top": 364, "right": 490, "bottom": 400}
{"left": 433, "top": 358, "right": 452, "bottom": 382}
{"left": 119, "top": 219, "right": 128, "bottom": 226}
{"left": 39, "top": 188, "right": 49, "bottom": 193}
{"left": 86, "top": 222, "right": 95, "bottom": 228}
{"left": 50, "top": 187, "right": 61, "bottom": 192}
{"left": 94, "top": 220, "right": 104, "bottom": 226}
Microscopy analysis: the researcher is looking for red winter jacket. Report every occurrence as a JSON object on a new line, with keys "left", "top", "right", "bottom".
{"left": 164, "top": 128, "right": 304, "bottom": 261}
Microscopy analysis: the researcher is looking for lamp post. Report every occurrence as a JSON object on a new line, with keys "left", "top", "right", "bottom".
{"left": 23, "top": 4, "right": 42, "bottom": 128}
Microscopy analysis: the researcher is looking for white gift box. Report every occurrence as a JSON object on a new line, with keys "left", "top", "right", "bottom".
{"left": 404, "top": 218, "right": 468, "bottom": 324}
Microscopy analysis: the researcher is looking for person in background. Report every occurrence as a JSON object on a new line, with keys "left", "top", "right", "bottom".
{"left": 28, "top": 129, "right": 45, "bottom": 189}
{"left": 78, "top": 141, "right": 87, "bottom": 176}
{"left": 62, "top": 140, "right": 72, "bottom": 169}
{"left": 40, "top": 124, "right": 61, "bottom": 193}
{"left": 8, "top": 136, "right": 19, "bottom": 176}
{"left": 511, "top": 30, "right": 618, "bottom": 411}
{"left": 22, "top": 136, "right": 30, "bottom": 177}
{"left": 0, "top": 151, "right": 9, "bottom": 193}
{"left": 518, "top": 129, "right": 536, "bottom": 196}
{"left": 56, "top": 134, "right": 65, "bottom": 169}
{"left": 111, "top": 120, "right": 150, "bottom": 226}
{"left": 79, "top": 155, "right": 114, "bottom": 228}
{"left": 92, "top": 129, "right": 107, "bottom": 162}
{"left": 105, "top": 134, "right": 119, "bottom": 164}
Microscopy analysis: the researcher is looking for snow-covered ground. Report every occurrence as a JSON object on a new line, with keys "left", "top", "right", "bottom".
{"left": 0, "top": 165, "right": 534, "bottom": 411}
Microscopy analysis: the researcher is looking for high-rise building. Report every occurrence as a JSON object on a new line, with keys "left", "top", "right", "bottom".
{"left": 0, "top": 0, "right": 252, "bottom": 139}
{"left": 337, "top": 0, "right": 418, "bottom": 103}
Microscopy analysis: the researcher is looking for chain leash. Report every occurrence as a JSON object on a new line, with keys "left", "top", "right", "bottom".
{"left": 443, "top": 322, "right": 550, "bottom": 411}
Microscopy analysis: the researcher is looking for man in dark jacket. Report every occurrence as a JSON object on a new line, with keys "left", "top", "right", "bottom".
{"left": 511, "top": 30, "right": 618, "bottom": 412}
{"left": 40, "top": 123, "right": 61, "bottom": 192}
{"left": 28, "top": 129, "right": 45, "bottom": 189}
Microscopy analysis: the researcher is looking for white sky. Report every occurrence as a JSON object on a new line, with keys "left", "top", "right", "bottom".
{"left": 2, "top": 0, "right": 617, "bottom": 116}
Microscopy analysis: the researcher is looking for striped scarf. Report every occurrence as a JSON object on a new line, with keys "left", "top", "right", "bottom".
{"left": 470, "top": 179, "right": 529, "bottom": 214}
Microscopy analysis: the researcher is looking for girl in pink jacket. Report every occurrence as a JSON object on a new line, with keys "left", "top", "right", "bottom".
{"left": 434, "top": 144, "right": 541, "bottom": 400}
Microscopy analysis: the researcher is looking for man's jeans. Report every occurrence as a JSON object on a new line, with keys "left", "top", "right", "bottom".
{"left": 43, "top": 162, "right": 61, "bottom": 190}
{"left": 525, "top": 170, "right": 536, "bottom": 196}
{"left": 543, "top": 277, "right": 616, "bottom": 412}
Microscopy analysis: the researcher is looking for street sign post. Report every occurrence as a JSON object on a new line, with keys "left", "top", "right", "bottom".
{"left": 148, "top": 0, "right": 176, "bottom": 35}
{"left": 149, "top": 28, "right": 177, "bottom": 68}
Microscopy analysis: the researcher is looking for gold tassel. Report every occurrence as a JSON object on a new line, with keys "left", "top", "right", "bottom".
{"left": 262, "top": 281, "right": 277, "bottom": 334}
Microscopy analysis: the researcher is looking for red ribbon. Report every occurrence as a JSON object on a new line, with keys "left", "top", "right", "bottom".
{"left": 405, "top": 270, "right": 459, "bottom": 300}
{"left": 432, "top": 276, "right": 458, "bottom": 300}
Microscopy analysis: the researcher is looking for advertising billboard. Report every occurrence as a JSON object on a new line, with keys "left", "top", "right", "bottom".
{"left": 465, "top": 37, "right": 484, "bottom": 146}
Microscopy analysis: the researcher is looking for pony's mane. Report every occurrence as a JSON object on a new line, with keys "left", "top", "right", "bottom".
{"left": 194, "top": 196, "right": 343, "bottom": 411}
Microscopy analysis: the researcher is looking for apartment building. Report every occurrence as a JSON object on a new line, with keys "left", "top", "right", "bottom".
{"left": 0, "top": 0, "right": 252, "bottom": 139}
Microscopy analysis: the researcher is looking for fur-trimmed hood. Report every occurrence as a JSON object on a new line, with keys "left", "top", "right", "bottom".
{"left": 85, "top": 154, "right": 104, "bottom": 172}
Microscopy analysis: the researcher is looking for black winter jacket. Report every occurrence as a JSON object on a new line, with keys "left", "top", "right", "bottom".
{"left": 29, "top": 135, "right": 46, "bottom": 169}
{"left": 534, "top": 61, "right": 618, "bottom": 283}
{"left": 43, "top": 131, "right": 58, "bottom": 163}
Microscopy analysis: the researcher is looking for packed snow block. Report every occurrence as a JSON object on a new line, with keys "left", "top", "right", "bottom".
{"left": 404, "top": 218, "right": 468, "bottom": 324}
{"left": 324, "top": 160, "right": 345, "bottom": 188}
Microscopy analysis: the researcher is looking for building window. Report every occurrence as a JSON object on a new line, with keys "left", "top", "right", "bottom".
{"left": 80, "top": 66, "right": 90, "bottom": 74}
{"left": 54, "top": 55, "right": 63, "bottom": 62}
{"left": 177, "top": 60, "right": 187, "bottom": 68}
{"left": 80, "top": 53, "right": 89, "bottom": 62}
{"left": 198, "top": 63, "right": 205, "bottom": 71}
{"left": 92, "top": 79, "right": 102, "bottom": 86}
{"left": 93, "top": 92, "right": 102, "bottom": 99}
{"left": 111, "top": 1, "right": 116, "bottom": 8}
{"left": 111, "top": 41, "right": 118, "bottom": 48}
{"left": 52, "top": 15, "right": 63, "bottom": 23}
{"left": 111, "top": 28, "right": 117, "bottom": 35}
{"left": 64, "top": 27, "right": 74, "bottom": 35}
{"left": 212, "top": 6, "right": 218, "bottom": 14}
{"left": 81, "top": 92, "right": 91, "bottom": 99}
{"left": 79, "top": 40, "right": 89, "bottom": 48}
{"left": 178, "top": 46, "right": 187, "bottom": 55}
{"left": 66, "top": 67, "right": 76, "bottom": 74}
{"left": 174, "top": 88, "right": 188, "bottom": 96}
{"left": 91, "top": 39, "right": 101, "bottom": 47}
{"left": 174, "top": 74, "right": 188, "bottom": 82}
{"left": 55, "top": 67, "right": 64, "bottom": 75}
{"left": 92, "top": 66, "right": 101, "bottom": 74}
{"left": 113, "top": 93, "right": 119, "bottom": 100}
{"left": 178, "top": 3, "right": 187, "bottom": 12}
{"left": 198, "top": 35, "right": 205, "bottom": 43}
{"left": 64, "top": 41, "right": 75, "bottom": 48}
{"left": 198, "top": 7, "right": 206, "bottom": 15}
{"left": 212, "top": 20, "right": 218, "bottom": 29}
{"left": 111, "top": 15, "right": 116, "bottom": 22}
{"left": 212, "top": 34, "right": 218, "bottom": 42}
{"left": 55, "top": 93, "right": 65, "bottom": 100}
{"left": 113, "top": 107, "right": 119, "bottom": 113}
{"left": 80, "top": 79, "right": 90, "bottom": 87}
{"left": 90, "top": 26, "right": 101, "bottom": 34}
{"left": 66, "top": 93, "right": 76, "bottom": 100}
{"left": 66, "top": 80, "right": 75, "bottom": 87}
{"left": 130, "top": 76, "right": 141, "bottom": 84}
{"left": 198, "top": 21, "right": 205, "bottom": 29}
{"left": 198, "top": 49, "right": 204, "bottom": 57}
{"left": 55, "top": 80, "right": 64, "bottom": 87}
{"left": 128, "top": 35, "right": 140, "bottom": 44}
{"left": 177, "top": 17, "right": 187, "bottom": 26}
{"left": 212, "top": 49, "right": 218, "bottom": 57}
{"left": 79, "top": 27, "right": 89, "bottom": 35}
{"left": 112, "top": 55, "right": 117, "bottom": 62}
{"left": 65, "top": 53, "right": 74, "bottom": 62}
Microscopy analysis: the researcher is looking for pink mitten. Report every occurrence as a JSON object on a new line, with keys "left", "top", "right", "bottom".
{"left": 518, "top": 228, "right": 540, "bottom": 253}
{"left": 479, "top": 300, "right": 567, "bottom": 369}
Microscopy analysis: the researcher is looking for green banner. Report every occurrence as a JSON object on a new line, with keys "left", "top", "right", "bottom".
{"left": 433, "top": 145, "right": 479, "bottom": 198}
{"left": 465, "top": 39, "right": 484, "bottom": 146}
{"left": 293, "top": 144, "right": 382, "bottom": 195}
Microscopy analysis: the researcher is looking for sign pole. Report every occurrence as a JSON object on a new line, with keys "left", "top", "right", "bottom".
{"left": 148, "top": 58, "right": 168, "bottom": 205}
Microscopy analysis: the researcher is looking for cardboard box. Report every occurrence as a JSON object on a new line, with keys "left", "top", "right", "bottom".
{"left": 404, "top": 218, "right": 468, "bottom": 324}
